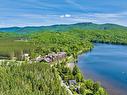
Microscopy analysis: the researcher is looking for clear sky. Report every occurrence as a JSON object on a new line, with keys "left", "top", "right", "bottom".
{"left": 0, "top": 0, "right": 127, "bottom": 27}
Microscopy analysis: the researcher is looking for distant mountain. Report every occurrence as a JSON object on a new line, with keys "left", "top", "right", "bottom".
{"left": 0, "top": 22, "right": 127, "bottom": 33}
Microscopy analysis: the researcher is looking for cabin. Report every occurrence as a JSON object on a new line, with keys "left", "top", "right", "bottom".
{"left": 15, "top": 38, "right": 29, "bottom": 42}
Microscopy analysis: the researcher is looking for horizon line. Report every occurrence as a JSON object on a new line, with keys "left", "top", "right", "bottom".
{"left": 0, "top": 22, "right": 127, "bottom": 28}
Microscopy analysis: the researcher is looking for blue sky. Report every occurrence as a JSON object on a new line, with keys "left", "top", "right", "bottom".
{"left": 0, "top": 0, "right": 127, "bottom": 27}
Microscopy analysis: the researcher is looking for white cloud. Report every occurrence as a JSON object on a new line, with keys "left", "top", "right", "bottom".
{"left": 1, "top": 12, "right": 127, "bottom": 27}
{"left": 60, "top": 15, "right": 65, "bottom": 18}
{"left": 60, "top": 14, "right": 71, "bottom": 18}
{"left": 65, "top": 14, "right": 71, "bottom": 17}
{"left": 58, "top": 12, "right": 127, "bottom": 26}
{"left": 74, "top": 12, "right": 127, "bottom": 26}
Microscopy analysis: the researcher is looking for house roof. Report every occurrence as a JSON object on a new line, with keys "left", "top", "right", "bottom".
{"left": 69, "top": 80, "right": 77, "bottom": 85}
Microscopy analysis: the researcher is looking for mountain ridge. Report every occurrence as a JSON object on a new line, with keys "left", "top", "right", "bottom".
{"left": 0, "top": 22, "right": 127, "bottom": 33}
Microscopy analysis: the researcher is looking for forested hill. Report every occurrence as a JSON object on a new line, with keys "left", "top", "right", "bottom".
{"left": 0, "top": 22, "right": 127, "bottom": 33}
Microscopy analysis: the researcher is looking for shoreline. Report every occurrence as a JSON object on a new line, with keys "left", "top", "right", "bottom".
{"left": 77, "top": 43, "right": 127, "bottom": 95}
{"left": 80, "top": 70, "right": 127, "bottom": 95}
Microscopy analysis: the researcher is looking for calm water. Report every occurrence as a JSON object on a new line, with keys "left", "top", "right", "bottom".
{"left": 78, "top": 43, "right": 127, "bottom": 95}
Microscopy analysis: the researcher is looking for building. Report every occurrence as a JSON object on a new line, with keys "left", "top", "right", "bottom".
{"left": 22, "top": 53, "right": 30, "bottom": 61}
{"left": 68, "top": 80, "right": 77, "bottom": 86}
{"left": 34, "top": 52, "right": 67, "bottom": 63}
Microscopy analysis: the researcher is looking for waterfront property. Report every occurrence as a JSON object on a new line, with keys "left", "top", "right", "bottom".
{"left": 35, "top": 52, "right": 67, "bottom": 63}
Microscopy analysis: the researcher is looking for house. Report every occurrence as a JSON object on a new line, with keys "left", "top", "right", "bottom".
{"left": 43, "top": 56, "right": 52, "bottom": 63}
{"left": 57, "top": 52, "right": 66, "bottom": 59}
{"left": 35, "top": 55, "right": 43, "bottom": 62}
{"left": 15, "top": 38, "right": 29, "bottom": 42}
{"left": 22, "top": 53, "right": 30, "bottom": 61}
{"left": 68, "top": 80, "right": 77, "bottom": 86}
{"left": 67, "top": 63, "right": 75, "bottom": 71}
{"left": 24, "top": 54, "right": 29, "bottom": 57}
{"left": 43, "top": 52, "right": 66, "bottom": 63}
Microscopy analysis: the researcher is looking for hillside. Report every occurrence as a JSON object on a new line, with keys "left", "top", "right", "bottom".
{"left": 2, "top": 23, "right": 127, "bottom": 95}
{"left": 0, "top": 22, "right": 127, "bottom": 33}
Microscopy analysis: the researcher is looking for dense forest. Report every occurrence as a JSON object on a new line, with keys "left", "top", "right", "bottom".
{"left": 0, "top": 63, "right": 69, "bottom": 95}
{"left": 1, "top": 23, "right": 127, "bottom": 95}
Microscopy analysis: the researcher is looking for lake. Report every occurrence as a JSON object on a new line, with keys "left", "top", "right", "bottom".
{"left": 78, "top": 43, "right": 127, "bottom": 95}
